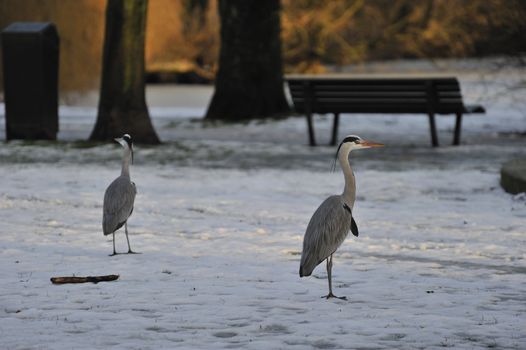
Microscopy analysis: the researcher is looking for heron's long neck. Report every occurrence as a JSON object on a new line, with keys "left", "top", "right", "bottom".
{"left": 121, "top": 147, "right": 132, "bottom": 178}
{"left": 339, "top": 150, "right": 356, "bottom": 208}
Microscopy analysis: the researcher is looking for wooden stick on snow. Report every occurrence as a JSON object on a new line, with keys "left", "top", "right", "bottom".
{"left": 50, "top": 274, "right": 119, "bottom": 284}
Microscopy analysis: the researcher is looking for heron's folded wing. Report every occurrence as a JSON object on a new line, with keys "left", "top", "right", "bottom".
{"left": 103, "top": 178, "right": 137, "bottom": 224}
{"left": 302, "top": 196, "right": 351, "bottom": 268}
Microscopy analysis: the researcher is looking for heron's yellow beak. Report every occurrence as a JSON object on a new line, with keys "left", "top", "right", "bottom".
{"left": 360, "top": 140, "right": 384, "bottom": 148}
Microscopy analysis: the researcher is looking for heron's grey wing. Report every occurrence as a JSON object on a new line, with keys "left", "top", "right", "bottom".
{"left": 103, "top": 177, "right": 137, "bottom": 235}
{"left": 351, "top": 217, "right": 359, "bottom": 237}
{"left": 300, "top": 195, "right": 352, "bottom": 277}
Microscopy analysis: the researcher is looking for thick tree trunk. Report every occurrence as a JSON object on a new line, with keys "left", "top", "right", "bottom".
{"left": 205, "top": 0, "right": 290, "bottom": 120}
{"left": 90, "top": 0, "right": 160, "bottom": 144}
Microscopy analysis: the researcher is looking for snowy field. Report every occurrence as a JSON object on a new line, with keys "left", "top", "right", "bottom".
{"left": 0, "top": 61, "right": 525, "bottom": 349}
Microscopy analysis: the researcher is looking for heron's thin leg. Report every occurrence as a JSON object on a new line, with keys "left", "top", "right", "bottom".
{"left": 322, "top": 254, "right": 347, "bottom": 300}
{"left": 327, "top": 255, "right": 333, "bottom": 295}
{"left": 125, "top": 222, "right": 140, "bottom": 254}
{"left": 109, "top": 232, "right": 117, "bottom": 256}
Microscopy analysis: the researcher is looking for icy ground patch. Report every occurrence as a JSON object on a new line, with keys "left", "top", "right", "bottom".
{"left": 0, "top": 64, "right": 525, "bottom": 349}
{"left": 0, "top": 163, "right": 525, "bottom": 349}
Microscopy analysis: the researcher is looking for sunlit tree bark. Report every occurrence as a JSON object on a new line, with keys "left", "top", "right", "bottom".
{"left": 90, "top": 0, "right": 160, "bottom": 144}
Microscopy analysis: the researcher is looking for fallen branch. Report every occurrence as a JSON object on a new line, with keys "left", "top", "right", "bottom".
{"left": 50, "top": 274, "right": 119, "bottom": 284}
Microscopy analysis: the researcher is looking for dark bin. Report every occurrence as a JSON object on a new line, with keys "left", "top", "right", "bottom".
{"left": 2, "top": 22, "right": 59, "bottom": 140}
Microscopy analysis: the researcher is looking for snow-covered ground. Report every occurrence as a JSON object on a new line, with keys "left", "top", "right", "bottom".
{"left": 0, "top": 61, "right": 525, "bottom": 349}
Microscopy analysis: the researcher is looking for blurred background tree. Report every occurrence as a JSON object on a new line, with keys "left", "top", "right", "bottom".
{"left": 280, "top": 0, "right": 526, "bottom": 72}
{"left": 145, "top": 0, "right": 218, "bottom": 83}
{"left": 205, "top": 0, "right": 290, "bottom": 120}
{"left": 0, "top": 0, "right": 524, "bottom": 94}
{"left": 90, "top": 0, "right": 160, "bottom": 144}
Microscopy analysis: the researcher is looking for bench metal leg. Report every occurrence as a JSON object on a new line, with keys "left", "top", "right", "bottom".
{"left": 330, "top": 113, "right": 340, "bottom": 146}
{"left": 306, "top": 112, "right": 316, "bottom": 146}
{"left": 428, "top": 113, "right": 439, "bottom": 147}
{"left": 453, "top": 112, "right": 462, "bottom": 146}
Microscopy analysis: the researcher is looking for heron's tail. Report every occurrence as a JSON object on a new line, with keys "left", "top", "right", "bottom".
{"left": 299, "top": 252, "right": 322, "bottom": 277}
{"left": 102, "top": 216, "right": 114, "bottom": 236}
{"left": 299, "top": 266, "right": 309, "bottom": 277}
{"left": 299, "top": 262, "right": 315, "bottom": 277}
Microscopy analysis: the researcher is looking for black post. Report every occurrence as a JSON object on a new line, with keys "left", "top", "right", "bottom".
{"left": 331, "top": 113, "right": 340, "bottom": 146}
{"left": 304, "top": 81, "right": 316, "bottom": 146}
{"left": 428, "top": 113, "right": 439, "bottom": 147}
{"left": 2, "top": 22, "right": 59, "bottom": 140}
{"left": 425, "top": 81, "right": 439, "bottom": 147}
{"left": 453, "top": 112, "right": 463, "bottom": 145}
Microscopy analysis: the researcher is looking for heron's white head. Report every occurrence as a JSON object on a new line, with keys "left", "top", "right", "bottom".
{"left": 337, "top": 135, "right": 384, "bottom": 155}
{"left": 333, "top": 135, "right": 383, "bottom": 170}
{"left": 115, "top": 134, "right": 134, "bottom": 164}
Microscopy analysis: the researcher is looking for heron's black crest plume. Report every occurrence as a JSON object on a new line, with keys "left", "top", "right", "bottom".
{"left": 331, "top": 135, "right": 361, "bottom": 172}
{"left": 122, "top": 134, "right": 132, "bottom": 148}
{"left": 342, "top": 135, "right": 361, "bottom": 143}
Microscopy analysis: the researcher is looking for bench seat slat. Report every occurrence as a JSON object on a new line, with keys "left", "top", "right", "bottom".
{"left": 290, "top": 92, "right": 462, "bottom": 99}
{"left": 438, "top": 98, "right": 464, "bottom": 104}
{"left": 287, "top": 78, "right": 458, "bottom": 84}
{"left": 290, "top": 85, "right": 462, "bottom": 93}
{"left": 311, "top": 91, "right": 429, "bottom": 97}
{"left": 291, "top": 85, "right": 427, "bottom": 92}
{"left": 295, "top": 106, "right": 462, "bottom": 114}
{"left": 293, "top": 97, "right": 429, "bottom": 103}
{"left": 438, "top": 91, "right": 462, "bottom": 97}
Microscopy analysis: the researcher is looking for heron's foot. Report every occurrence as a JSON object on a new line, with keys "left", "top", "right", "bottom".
{"left": 109, "top": 252, "right": 121, "bottom": 257}
{"left": 322, "top": 293, "right": 347, "bottom": 300}
{"left": 126, "top": 250, "right": 141, "bottom": 254}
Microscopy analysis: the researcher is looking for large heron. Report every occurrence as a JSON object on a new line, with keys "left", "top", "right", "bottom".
{"left": 103, "top": 134, "right": 138, "bottom": 256}
{"left": 299, "top": 135, "right": 383, "bottom": 299}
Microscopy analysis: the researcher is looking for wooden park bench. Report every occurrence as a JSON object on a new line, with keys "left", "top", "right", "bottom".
{"left": 286, "top": 75, "right": 485, "bottom": 146}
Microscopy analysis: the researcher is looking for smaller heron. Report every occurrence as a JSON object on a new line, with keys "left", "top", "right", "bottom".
{"left": 299, "top": 135, "right": 383, "bottom": 299}
{"left": 103, "top": 134, "right": 138, "bottom": 256}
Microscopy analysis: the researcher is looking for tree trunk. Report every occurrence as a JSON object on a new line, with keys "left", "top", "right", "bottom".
{"left": 90, "top": 0, "right": 160, "bottom": 144}
{"left": 205, "top": 0, "right": 290, "bottom": 120}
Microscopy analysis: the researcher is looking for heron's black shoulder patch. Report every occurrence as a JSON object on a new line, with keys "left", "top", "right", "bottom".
{"left": 351, "top": 217, "right": 359, "bottom": 237}
{"left": 343, "top": 203, "right": 359, "bottom": 237}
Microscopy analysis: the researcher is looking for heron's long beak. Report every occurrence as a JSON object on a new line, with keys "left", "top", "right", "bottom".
{"left": 359, "top": 140, "right": 384, "bottom": 148}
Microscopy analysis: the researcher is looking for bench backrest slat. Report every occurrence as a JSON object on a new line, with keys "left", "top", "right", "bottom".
{"left": 287, "top": 77, "right": 465, "bottom": 114}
